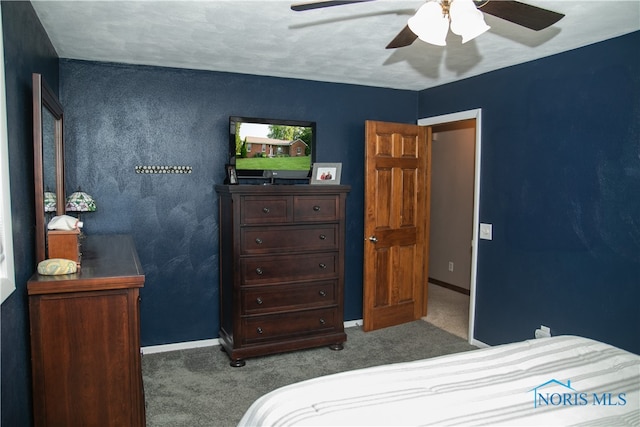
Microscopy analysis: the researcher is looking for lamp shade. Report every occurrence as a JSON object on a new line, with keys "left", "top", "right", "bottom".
{"left": 66, "top": 190, "right": 96, "bottom": 213}
{"left": 44, "top": 191, "right": 57, "bottom": 213}
{"left": 449, "top": 0, "right": 490, "bottom": 43}
{"left": 408, "top": 1, "right": 449, "bottom": 47}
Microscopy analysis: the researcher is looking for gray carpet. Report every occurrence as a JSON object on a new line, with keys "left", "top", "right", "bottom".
{"left": 142, "top": 320, "right": 478, "bottom": 427}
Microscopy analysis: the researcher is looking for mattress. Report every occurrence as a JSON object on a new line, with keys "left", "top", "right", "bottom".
{"left": 238, "top": 335, "right": 640, "bottom": 426}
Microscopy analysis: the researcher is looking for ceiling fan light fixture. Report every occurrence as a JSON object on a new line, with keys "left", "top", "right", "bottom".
{"left": 449, "top": 0, "right": 490, "bottom": 43}
{"left": 408, "top": 1, "right": 449, "bottom": 47}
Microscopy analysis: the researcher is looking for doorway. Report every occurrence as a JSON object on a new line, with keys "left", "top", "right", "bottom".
{"left": 418, "top": 109, "right": 482, "bottom": 345}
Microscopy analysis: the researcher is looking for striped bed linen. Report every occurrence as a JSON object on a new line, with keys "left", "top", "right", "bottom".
{"left": 238, "top": 336, "right": 639, "bottom": 426}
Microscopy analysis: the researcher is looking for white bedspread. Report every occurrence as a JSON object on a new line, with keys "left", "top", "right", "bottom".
{"left": 238, "top": 336, "right": 640, "bottom": 426}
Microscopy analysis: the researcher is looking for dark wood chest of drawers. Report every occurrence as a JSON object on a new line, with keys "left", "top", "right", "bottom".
{"left": 216, "top": 184, "right": 350, "bottom": 366}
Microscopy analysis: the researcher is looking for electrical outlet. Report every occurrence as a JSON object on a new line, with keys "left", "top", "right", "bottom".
{"left": 480, "top": 223, "right": 493, "bottom": 240}
{"left": 535, "top": 325, "right": 551, "bottom": 339}
{"left": 448, "top": 261, "right": 454, "bottom": 272}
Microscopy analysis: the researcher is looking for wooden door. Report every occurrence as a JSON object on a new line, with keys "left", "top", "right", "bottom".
{"left": 363, "top": 120, "right": 431, "bottom": 331}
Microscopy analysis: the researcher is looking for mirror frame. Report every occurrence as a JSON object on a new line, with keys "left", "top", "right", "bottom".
{"left": 33, "top": 73, "right": 64, "bottom": 264}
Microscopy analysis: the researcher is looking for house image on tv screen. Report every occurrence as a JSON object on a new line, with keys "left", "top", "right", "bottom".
{"left": 243, "top": 136, "right": 308, "bottom": 158}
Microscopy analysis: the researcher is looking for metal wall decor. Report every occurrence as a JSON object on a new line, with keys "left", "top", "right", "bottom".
{"left": 135, "top": 165, "right": 192, "bottom": 174}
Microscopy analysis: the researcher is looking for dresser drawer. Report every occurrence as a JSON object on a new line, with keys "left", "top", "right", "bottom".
{"left": 241, "top": 224, "right": 338, "bottom": 255}
{"left": 241, "top": 281, "right": 337, "bottom": 315}
{"left": 241, "top": 253, "right": 338, "bottom": 285}
{"left": 242, "top": 308, "right": 338, "bottom": 344}
{"left": 241, "top": 196, "right": 291, "bottom": 224}
{"left": 293, "top": 195, "right": 339, "bottom": 222}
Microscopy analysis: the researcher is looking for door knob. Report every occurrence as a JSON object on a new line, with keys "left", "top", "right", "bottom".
{"left": 368, "top": 236, "right": 378, "bottom": 243}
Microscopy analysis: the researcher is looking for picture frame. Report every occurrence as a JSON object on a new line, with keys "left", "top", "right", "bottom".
{"left": 310, "top": 162, "right": 342, "bottom": 185}
{"left": 226, "top": 164, "right": 238, "bottom": 185}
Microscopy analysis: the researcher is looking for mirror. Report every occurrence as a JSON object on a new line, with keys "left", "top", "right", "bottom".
{"left": 33, "top": 73, "right": 64, "bottom": 264}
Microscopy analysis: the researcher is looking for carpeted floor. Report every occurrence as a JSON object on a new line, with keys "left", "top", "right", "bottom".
{"left": 142, "top": 320, "right": 478, "bottom": 427}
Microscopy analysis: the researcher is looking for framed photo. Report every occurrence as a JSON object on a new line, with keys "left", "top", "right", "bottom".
{"left": 226, "top": 164, "right": 238, "bottom": 185}
{"left": 310, "top": 163, "right": 342, "bottom": 185}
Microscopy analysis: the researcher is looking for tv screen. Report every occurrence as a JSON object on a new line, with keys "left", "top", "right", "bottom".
{"left": 229, "top": 116, "right": 316, "bottom": 179}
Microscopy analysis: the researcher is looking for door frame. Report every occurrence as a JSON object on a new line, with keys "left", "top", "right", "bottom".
{"left": 418, "top": 108, "right": 482, "bottom": 346}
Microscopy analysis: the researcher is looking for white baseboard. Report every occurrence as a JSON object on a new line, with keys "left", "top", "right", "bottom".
{"left": 141, "top": 320, "right": 483, "bottom": 354}
{"left": 344, "top": 319, "right": 362, "bottom": 329}
{"left": 470, "top": 338, "right": 489, "bottom": 348}
{"left": 142, "top": 338, "right": 219, "bottom": 355}
{"left": 141, "top": 320, "right": 365, "bottom": 355}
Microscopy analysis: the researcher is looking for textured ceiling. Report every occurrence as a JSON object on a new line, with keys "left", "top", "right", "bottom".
{"left": 31, "top": 0, "right": 640, "bottom": 91}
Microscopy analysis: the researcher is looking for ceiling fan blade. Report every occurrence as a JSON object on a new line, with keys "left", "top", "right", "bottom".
{"left": 386, "top": 25, "right": 418, "bottom": 49}
{"left": 475, "top": 0, "right": 564, "bottom": 31}
{"left": 291, "top": 1, "right": 374, "bottom": 12}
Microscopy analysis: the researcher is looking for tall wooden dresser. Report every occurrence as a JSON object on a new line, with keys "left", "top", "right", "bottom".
{"left": 28, "top": 234, "right": 146, "bottom": 427}
{"left": 216, "top": 184, "right": 350, "bottom": 367}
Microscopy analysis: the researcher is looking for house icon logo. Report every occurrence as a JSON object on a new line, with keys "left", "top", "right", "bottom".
{"left": 529, "top": 379, "right": 578, "bottom": 408}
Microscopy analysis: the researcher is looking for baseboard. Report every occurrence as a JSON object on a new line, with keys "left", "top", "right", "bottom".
{"left": 470, "top": 338, "right": 489, "bottom": 348}
{"left": 142, "top": 339, "right": 219, "bottom": 355}
{"left": 344, "top": 319, "right": 362, "bottom": 329}
{"left": 142, "top": 320, "right": 365, "bottom": 354}
{"left": 428, "top": 277, "right": 470, "bottom": 296}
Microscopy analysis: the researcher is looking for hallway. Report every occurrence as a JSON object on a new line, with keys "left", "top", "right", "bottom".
{"left": 423, "top": 282, "right": 469, "bottom": 340}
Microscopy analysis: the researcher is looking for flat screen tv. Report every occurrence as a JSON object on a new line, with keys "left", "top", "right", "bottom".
{"left": 229, "top": 116, "right": 316, "bottom": 180}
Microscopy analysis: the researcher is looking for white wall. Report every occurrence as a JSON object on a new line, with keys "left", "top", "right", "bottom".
{"left": 428, "top": 125, "right": 475, "bottom": 290}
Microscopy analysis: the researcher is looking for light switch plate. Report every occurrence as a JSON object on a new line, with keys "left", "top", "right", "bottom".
{"left": 480, "top": 223, "right": 493, "bottom": 240}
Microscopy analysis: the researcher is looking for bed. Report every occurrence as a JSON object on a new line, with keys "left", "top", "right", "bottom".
{"left": 238, "top": 335, "right": 640, "bottom": 426}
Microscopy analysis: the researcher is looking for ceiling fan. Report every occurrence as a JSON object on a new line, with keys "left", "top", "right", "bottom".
{"left": 291, "top": 0, "right": 565, "bottom": 49}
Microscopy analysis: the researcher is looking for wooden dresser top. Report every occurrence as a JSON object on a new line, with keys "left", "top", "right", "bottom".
{"left": 28, "top": 234, "right": 144, "bottom": 295}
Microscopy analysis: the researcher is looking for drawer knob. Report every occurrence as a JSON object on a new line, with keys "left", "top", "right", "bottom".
{"left": 262, "top": 207, "right": 270, "bottom": 214}
{"left": 313, "top": 205, "right": 321, "bottom": 211}
{"left": 255, "top": 267, "right": 263, "bottom": 275}
{"left": 319, "top": 234, "right": 326, "bottom": 240}
{"left": 257, "top": 327, "right": 263, "bottom": 334}
{"left": 319, "top": 263, "right": 327, "bottom": 269}
{"left": 256, "top": 297, "right": 263, "bottom": 305}
{"left": 319, "top": 318, "right": 326, "bottom": 325}
{"left": 255, "top": 238, "right": 263, "bottom": 245}
{"left": 319, "top": 290, "right": 327, "bottom": 297}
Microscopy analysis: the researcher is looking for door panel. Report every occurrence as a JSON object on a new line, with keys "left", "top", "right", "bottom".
{"left": 363, "top": 121, "right": 431, "bottom": 331}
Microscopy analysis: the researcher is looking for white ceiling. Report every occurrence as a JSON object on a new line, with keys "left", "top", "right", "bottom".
{"left": 31, "top": 0, "right": 640, "bottom": 91}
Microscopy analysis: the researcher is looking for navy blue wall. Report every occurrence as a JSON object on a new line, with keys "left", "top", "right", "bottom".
{"left": 4, "top": 4, "right": 638, "bottom": 423}
{"left": 1, "top": 1, "right": 59, "bottom": 425}
{"left": 60, "top": 59, "right": 418, "bottom": 346}
{"left": 418, "top": 31, "right": 640, "bottom": 353}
